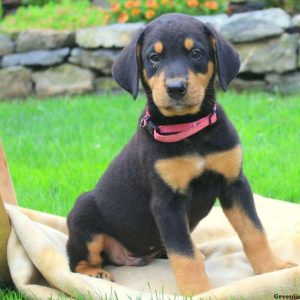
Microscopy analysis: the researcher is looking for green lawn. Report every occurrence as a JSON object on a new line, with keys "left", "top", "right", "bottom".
{"left": 0, "top": 91, "right": 300, "bottom": 217}
{"left": 0, "top": 288, "right": 24, "bottom": 300}
{"left": 0, "top": 91, "right": 299, "bottom": 298}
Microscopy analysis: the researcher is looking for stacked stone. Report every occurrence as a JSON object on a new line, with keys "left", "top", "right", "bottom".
{"left": 218, "top": 8, "right": 299, "bottom": 93}
{"left": 0, "top": 8, "right": 299, "bottom": 99}
{"left": 197, "top": 8, "right": 300, "bottom": 93}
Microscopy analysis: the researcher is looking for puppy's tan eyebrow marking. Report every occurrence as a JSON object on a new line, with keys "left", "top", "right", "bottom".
{"left": 184, "top": 38, "right": 194, "bottom": 51}
{"left": 154, "top": 41, "right": 164, "bottom": 54}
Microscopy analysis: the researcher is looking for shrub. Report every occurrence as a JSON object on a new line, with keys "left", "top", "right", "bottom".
{"left": 0, "top": 0, "right": 227, "bottom": 32}
{"left": 263, "top": 0, "right": 300, "bottom": 13}
{"left": 107, "top": 0, "right": 226, "bottom": 24}
{"left": 22, "top": 0, "right": 60, "bottom": 6}
{"left": 0, "top": 0, "right": 106, "bottom": 31}
{"left": 21, "top": 0, "right": 84, "bottom": 7}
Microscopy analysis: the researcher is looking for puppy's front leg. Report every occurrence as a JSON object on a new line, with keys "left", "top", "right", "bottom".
{"left": 219, "top": 173, "right": 296, "bottom": 274}
{"left": 151, "top": 194, "right": 211, "bottom": 296}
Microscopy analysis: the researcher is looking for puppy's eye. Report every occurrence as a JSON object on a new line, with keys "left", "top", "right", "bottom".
{"left": 149, "top": 53, "right": 160, "bottom": 64}
{"left": 191, "top": 49, "right": 203, "bottom": 60}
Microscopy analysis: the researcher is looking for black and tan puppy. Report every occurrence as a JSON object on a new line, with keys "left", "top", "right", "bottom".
{"left": 67, "top": 13, "right": 295, "bottom": 296}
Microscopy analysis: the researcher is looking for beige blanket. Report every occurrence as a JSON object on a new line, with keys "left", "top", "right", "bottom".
{"left": 1, "top": 194, "right": 300, "bottom": 300}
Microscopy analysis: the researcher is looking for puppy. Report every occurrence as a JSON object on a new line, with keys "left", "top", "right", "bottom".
{"left": 67, "top": 13, "right": 295, "bottom": 296}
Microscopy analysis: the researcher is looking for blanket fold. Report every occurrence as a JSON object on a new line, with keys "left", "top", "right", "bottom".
{"left": 1, "top": 194, "right": 300, "bottom": 299}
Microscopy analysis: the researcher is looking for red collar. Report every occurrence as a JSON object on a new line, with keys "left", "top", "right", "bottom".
{"left": 140, "top": 105, "right": 217, "bottom": 143}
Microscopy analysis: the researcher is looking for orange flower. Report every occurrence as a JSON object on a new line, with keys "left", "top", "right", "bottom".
{"left": 145, "top": 9, "right": 156, "bottom": 19}
{"left": 118, "top": 12, "right": 129, "bottom": 23}
{"left": 204, "top": 1, "right": 218, "bottom": 10}
{"left": 146, "top": 0, "right": 159, "bottom": 9}
{"left": 111, "top": 3, "right": 120, "bottom": 12}
{"left": 125, "top": 1, "right": 136, "bottom": 9}
{"left": 186, "top": 0, "right": 199, "bottom": 7}
{"left": 103, "top": 14, "right": 111, "bottom": 25}
{"left": 131, "top": 8, "right": 141, "bottom": 16}
{"left": 161, "top": 0, "right": 170, "bottom": 4}
{"left": 134, "top": 0, "right": 142, "bottom": 6}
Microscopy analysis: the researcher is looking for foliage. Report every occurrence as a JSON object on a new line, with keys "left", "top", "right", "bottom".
{"left": 263, "top": 0, "right": 300, "bottom": 13}
{"left": 0, "top": 0, "right": 227, "bottom": 32}
{"left": 107, "top": 0, "right": 226, "bottom": 24}
{"left": 0, "top": 0, "right": 2, "bottom": 20}
{"left": 22, "top": 0, "right": 60, "bottom": 6}
{"left": 0, "top": 0, "right": 106, "bottom": 31}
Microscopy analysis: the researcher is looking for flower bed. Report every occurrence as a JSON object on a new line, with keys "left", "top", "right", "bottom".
{"left": 0, "top": 0, "right": 225, "bottom": 32}
{"left": 108, "top": 0, "right": 224, "bottom": 24}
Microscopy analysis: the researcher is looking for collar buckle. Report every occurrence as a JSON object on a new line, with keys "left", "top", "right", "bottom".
{"left": 208, "top": 106, "right": 217, "bottom": 126}
{"left": 140, "top": 115, "right": 159, "bottom": 135}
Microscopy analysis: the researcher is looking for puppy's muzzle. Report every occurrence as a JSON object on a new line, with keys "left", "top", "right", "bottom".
{"left": 166, "top": 79, "right": 187, "bottom": 100}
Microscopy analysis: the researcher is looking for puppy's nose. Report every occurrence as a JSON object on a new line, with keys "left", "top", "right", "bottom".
{"left": 166, "top": 79, "right": 187, "bottom": 99}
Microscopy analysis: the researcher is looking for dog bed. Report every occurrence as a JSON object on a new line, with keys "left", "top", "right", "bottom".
{"left": 1, "top": 194, "right": 300, "bottom": 300}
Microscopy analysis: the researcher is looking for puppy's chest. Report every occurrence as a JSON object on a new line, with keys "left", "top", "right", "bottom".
{"left": 154, "top": 145, "right": 242, "bottom": 193}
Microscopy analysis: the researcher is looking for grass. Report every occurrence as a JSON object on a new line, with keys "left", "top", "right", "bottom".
{"left": 0, "top": 91, "right": 299, "bottom": 215}
{"left": 0, "top": 288, "right": 25, "bottom": 300}
{"left": 0, "top": 0, "right": 107, "bottom": 32}
{"left": 0, "top": 90, "right": 299, "bottom": 299}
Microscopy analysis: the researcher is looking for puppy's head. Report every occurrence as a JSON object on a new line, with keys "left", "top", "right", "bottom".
{"left": 112, "top": 13, "right": 240, "bottom": 117}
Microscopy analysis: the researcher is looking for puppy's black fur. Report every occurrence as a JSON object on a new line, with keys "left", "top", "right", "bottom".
{"left": 67, "top": 14, "right": 294, "bottom": 295}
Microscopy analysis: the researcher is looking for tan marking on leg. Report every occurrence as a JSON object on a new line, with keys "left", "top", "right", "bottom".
{"left": 74, "top": 234, "right": 114, "bottom": 280}
{"left": 87, "top": 234, "right": 105, "bottom": 265}
{"left": 75, "top": 260, "right": 114, "bottom": 280}
{"left": 155, "top": 155, "right": 204, "bottom": 192}
{"left": 184, "top": 38, "right": 194, "bottom": 51}
{"left": 205, "top": 145, "right": 242, "bottom": 179}
{"left": 154, "top": 41, "right": 164, "bottom": 54}
{"left": 169, "top": 249, "right": 211, "bottom": 295}
{"left": 223, "top": 207, "right": 297, "bottom": 274}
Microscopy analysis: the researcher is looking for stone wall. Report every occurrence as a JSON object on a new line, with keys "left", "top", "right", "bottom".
{"left": 0, "top": 8, "right": 300, "bottom": 99}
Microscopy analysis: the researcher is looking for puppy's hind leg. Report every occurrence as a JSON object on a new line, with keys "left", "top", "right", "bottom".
{"left": 67, "top": 192, "right": 114, "bottom": 281}
{"left": 67, "top": 231, "right": 114, "bottom": 281}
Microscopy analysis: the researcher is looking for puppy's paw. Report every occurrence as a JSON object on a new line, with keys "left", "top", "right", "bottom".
{"left": 273, "top": 260, "right": 297, "bottom": 270}
{"left": 181, "top": 280, "right": 212, "bottom": 296}
{"left": 254, "top": 259, "right": 297, "bottom": 274}
{"left": 82, "top": 267, "right": 114, "bottom": 281}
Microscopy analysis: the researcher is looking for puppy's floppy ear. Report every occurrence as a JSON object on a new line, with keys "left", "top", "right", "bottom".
{"left": 112, "top": 29, "right": 144, "bottom": 99}
{"left": 204, "top": 23, "right": 240, "bottom": 91}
